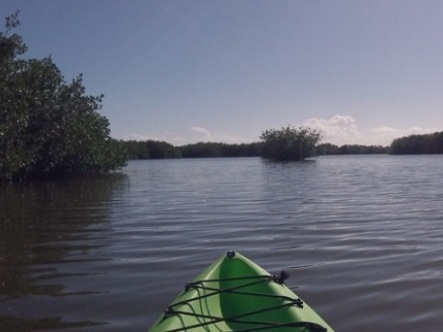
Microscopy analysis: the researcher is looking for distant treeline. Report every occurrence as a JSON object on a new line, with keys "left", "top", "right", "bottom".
{"left": 317, "top": 143, "right": 389, "bottom": 155}
{"left": 124, "top": 140, "right": 182, "bottom": 159}
{"left": 122, "top": 140, "right": 389, "bottom": 160}
{"left": 180, "top": 142, "right": 262, "bottom": 158}
{"left": 389, "top": 131, "right": 443, "bottom": 154}
{"left": 123, "top": 140, "right": 262, "bottom": 159}
{"left": 122, "top": 131, "right": 443, "bottom": 160}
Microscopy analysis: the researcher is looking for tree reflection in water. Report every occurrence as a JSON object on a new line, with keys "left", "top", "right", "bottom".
{"left": 0, "top": 173, "right": 127, "bottom": 330}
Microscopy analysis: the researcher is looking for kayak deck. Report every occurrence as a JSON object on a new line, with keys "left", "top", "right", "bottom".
{"left": 149, "top": 251, "right": 334, "bottom": 332}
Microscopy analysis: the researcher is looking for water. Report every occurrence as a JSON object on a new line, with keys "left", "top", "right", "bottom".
{"left": 1, "top": 155, "right": 443, "bottom": 331}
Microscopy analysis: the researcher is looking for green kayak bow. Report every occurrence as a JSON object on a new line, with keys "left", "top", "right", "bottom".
{"left": 149, "top": 251, "right": 334, "bottom": 332}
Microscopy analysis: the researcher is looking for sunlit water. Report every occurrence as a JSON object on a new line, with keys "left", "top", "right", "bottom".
{"left": 1, "top": 155, "right": 443, "bottom": 331}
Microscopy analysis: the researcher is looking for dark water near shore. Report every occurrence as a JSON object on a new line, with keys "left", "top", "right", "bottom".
{"left": 1, "top": 155, "right": 443, "bottom": 331}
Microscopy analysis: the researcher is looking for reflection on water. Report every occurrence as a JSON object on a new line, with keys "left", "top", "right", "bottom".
{"left": 0, "top": 316, "right": 106, "bottom": 331}
{"left": 0, "top": 174, "right": 128, "bottom": 330}
{"left": 1, "top": 156, "right": 443, "bottom": 331}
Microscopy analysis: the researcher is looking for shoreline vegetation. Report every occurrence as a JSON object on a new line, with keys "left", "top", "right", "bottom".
{"left": 123, "top": 130, "right": 443, "bottom": 161}
{"left": 2, "top": 13, "right": 443, "bottom": 182}
{"left": 122, "top": 140, "right": 390, "bottom": 160}
{"left": 122, "top": 126, "right": 393, "bottom": 161}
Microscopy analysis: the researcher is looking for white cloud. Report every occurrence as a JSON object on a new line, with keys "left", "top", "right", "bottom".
{"left": 371, "top": 126, "right": 440, "bottom": 144}
{"left": 122, "top": 132, "right": 188, "bottom": 145}
{"left": 190, "top": 126, "right": 212, "bottom": 138}
{"left": 120, "top": 118, "right": 442, "bottom": 147}
{"left": 120, "top": 127, "right": 251, "bottom": 146}
{"left": 189, "top": 126, "right": 252, "bottom": 144}
{"left": 302, "top": 115, "right": 442, "bottom": 146}
{"left": 124, "top": 133, "right": 157, "bottom": 141}
{"left": 303, "top": 115, "right": 363, "bottom": 145}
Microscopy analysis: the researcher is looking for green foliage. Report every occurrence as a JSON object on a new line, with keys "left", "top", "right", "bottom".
{"left": 124, "top": 140, "right": 182, "bottom": 159}
{"left": 260, "top": 126, "right": 321, "bottom": 161}
{"left": 316, "top": 143, "right": 340, "bottom": 155}
{"left": 179, "top": 142, "right": 222, "bottom": 158}
{"left": 121, "top": 140, "right": 261, "bottom": 159}
{"left": 0, "top": 13, "right": 127, "bottom": 181}
{"left": 389, "top": 131, "right": 443, "bottom": 154}
{"left": 179, "top": 142, "right": 261, "bottom": 158}
{"left": 0, "top": 11, "right": 27, "bottom": 61}
{"left": 317, "top": 143, "right": 388, "bottom": 155}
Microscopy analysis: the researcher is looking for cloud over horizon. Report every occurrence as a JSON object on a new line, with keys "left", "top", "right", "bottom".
{"left": 303, "top": 115, "right": 362, "bottom": 146}
{"left": 121, "top": 116, "right": 442, "bottom": 147}
{"left": 189, "top": 126, "right": 250, "bottom": 144}
{"left": 303, "top": 115, "right": 442, "bottom": 146}
{"left": 190, "top": 126, "right": 212, "bottom": 138}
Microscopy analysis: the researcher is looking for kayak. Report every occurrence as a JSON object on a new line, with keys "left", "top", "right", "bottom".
{"left": 149, "top": 251, "right": 334, "bottom": 332}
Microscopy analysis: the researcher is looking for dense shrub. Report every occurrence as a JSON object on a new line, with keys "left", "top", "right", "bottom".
{"left": 0, "top": 13, "right": 127, "bottom": 181}
{"left": 260, "top": 126, "right": 321, "bottom": 161}
{"left": 389, "top": 132, "right": 443, "bottom": 154}
{"left": 124, "top": 140, "right": 182, "bottom": 159}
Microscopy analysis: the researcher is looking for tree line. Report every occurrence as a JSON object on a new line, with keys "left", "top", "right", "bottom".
{"left": 123, "top": 140, "right": 262, "bottom": 159}
{"left": 120, "top": 139, "right": 390, "bottom": 160}
{"left": 317, "top": 143, "right": 388, "bottom": 155}
{"left": 389, "top": 131, "right": 443, "bottom": 154}
{"left": 123, "top": 126, "right": 390, "bottom": 161}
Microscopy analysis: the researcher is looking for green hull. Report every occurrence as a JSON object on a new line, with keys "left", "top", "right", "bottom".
{"left": 149, "top": 252, "right": 334, "bottom": 332}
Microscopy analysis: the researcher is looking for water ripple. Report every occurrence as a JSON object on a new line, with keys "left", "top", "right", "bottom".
{"left": 1, "top": 156, "right": 443, "bottom": 331}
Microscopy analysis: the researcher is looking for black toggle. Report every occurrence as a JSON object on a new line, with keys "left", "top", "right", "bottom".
{"left": 226, "top": 251, "right": 236, "bottom": 258}
{"left": 274, "top": 270, "right": 290, "bottom": 284}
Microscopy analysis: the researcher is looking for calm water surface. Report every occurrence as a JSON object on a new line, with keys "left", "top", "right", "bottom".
{"left": 1, "top": 155, "right": 443, "bottom": 331}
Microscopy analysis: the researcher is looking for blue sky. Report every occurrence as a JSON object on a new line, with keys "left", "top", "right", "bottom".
{"left": 2, "top": 1, "right": 443, "bottom": 146}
